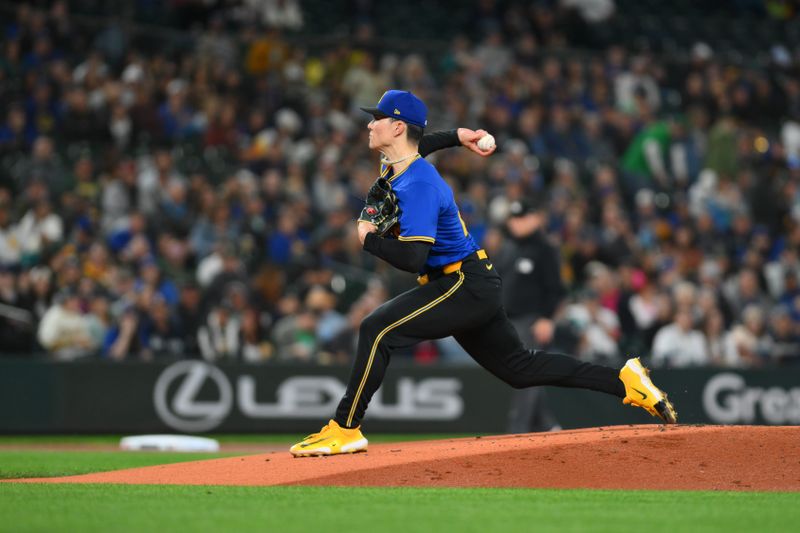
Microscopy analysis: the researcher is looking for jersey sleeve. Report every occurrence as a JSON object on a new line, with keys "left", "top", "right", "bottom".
{"left": 396, "top": 183, "right": 439, "bottom": 244}
{"left": 418, "top": 129, "right": 459, "bottom": 158}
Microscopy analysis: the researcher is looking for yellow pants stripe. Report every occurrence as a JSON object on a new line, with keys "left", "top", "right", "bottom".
{"left": 346, "top": 271, "right": 465, "bottom": 426}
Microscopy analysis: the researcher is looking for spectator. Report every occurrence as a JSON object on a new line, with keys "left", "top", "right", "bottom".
{"left": 85, "top": 291, "right": 111, "bottom": 350}
{"left": 672, "top": 280, "right": 698, "bottom": 315}
{"left": 100, "top": 159, "right": 138, "bottom": 232}
{"left": 474, "top": 30, "right": 513, "bottom": 79}
{"left": 271, "top": 295, "right": 318, "bottom": 362}
{"left": 723, "top": 267, "right": 771, "bottom": 318}
{"left": 766, "top": 305, "right": 800, "bottom": 365}
{"left": 0, "top": 105, "right": 29, "bottom": 155}
{"left": 137, "top": 147, "right": 185, "bottom": 218}
{"left": 37, "top": 287, "right": 97, "bottom": 360}
{"left": 310, "top": 153, "right": 348, "bottom": 215}
{"left": 239, "top": 307, "right": 272, "bottom": 362}
{"left": 17, "top": 264, "right": 53, "bottom": 323}
{"left": 562, "top": 288, "right": 620, "bottom": 364}
{"left": 190, "top": 203, "right": 239, "bottom": 263}
{"left": 103, "top": 304, "right": 142, "bottom": 360}
{"left": 71, "top": 156, "right": 100, "bottom": 206}
{"left": 723, "top": 304, "right": 772, "bottom": 367}
{"left": 702, "top": 308, "right": 727, "bottom": 366}
{"left": 267, "top": 207, "right": 307, "bottom": 265}
{"left": 61, "top": 86, "right": 108, "bottom": 143}
{"left": 614, "top": 55, "right": 660, "bottom": 115}
{"left": 705, "top": 115, "right": 738, "bottom": 180}
{"left": 135, "top": 258, "right": 178, "bottom": 307}
{"left": 243, "top": 0, "right": 304, "bottom": 30}
{"left": 156, "top": 80, "right": 197, "bottom": 141}
{"left": 201, "top": 246, "right": 248, "bottom": 309}
{"left": 177, "top": 281, "right": 203, "bottom": 355}
{"left": 625, "top": 275, "right": 667, "bottom": 350}
{"left": 651, "top": 308, "right": 709, "bottom": 367}
{"left": 12, "top": 136, "right": 65, "bottom": 195}
{"left": 620, "top": 118, "right": 686, "bottom": 194}
{"left": 304, "top": 284, "right": 347, "bottom": 345}
{"left": 15, "top": 199, "right": 63, "bottom": 266}
{"left": 139, "top": 294, "right": 184, "bottom": 360}
{"left": 0, "top": 194, "right": 21, "bottom": 267}
{"left": 197, "top": 302, "right": 242, "bottom": 361}
{"left": 196, "top": 15, "right": 237, "bottom": 65}
{"left": 764, "top": 248, "right": 800, "bottom": 300}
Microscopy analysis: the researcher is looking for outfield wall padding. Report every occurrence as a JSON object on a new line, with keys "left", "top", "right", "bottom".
{"left": 1, "top": 359, "right": 798, "bottom": 433}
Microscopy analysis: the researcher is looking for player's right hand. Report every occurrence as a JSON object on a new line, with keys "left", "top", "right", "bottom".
{"left": 458, "top": 128, "right": 497, "bottom": 157}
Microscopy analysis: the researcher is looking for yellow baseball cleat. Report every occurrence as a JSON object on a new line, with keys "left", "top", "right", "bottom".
{"left": 619, "top": 357, "right": 678, "bottom": 424}
{"left": 290, "top": 419, "right": 369, "bottom": 457}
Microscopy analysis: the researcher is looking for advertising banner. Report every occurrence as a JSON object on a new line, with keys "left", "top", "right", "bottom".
{"left": 1, "top": 359, "right": 798, "bottom": 433}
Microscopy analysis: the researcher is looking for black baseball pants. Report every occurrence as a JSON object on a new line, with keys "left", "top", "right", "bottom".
{"left": 334, "top": 251, "right": 626, "bottom": 428}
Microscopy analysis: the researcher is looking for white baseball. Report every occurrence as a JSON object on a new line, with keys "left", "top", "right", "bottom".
{"left": 477, "top": 134, "right": 495, "bottom": 151}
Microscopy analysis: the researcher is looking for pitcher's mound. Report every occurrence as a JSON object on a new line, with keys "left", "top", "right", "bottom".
{"left": 15, "top": 425, "right": 800, "bottom": 491}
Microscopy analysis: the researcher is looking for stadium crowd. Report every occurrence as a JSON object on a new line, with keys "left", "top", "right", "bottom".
{"left": 2, "top": 0, "right": 800, "bottom": 368}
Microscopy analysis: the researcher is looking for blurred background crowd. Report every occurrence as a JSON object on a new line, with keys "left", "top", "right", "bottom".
{"left": 2, "top": 0, "right": 800, "bottom": 368}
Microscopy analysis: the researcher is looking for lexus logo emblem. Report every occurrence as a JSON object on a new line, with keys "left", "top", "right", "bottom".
{"left": 154, "top": 361, "right": 233, "bottom": 432}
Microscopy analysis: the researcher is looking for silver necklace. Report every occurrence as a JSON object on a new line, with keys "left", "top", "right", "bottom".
{"left": 381, "top": 152, "right": 419, "bottom": 165}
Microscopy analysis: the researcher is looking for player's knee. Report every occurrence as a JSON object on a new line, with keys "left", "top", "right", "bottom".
{"left": 360, "top": 310, "right": 388, "bottom": 338}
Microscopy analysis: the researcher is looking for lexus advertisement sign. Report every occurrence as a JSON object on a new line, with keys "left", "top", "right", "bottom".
{"left": 153, "top": 361, "right": 466, "bottom": 433}
{"left": 0, "top": 359, "right": 798, "bottom": 433}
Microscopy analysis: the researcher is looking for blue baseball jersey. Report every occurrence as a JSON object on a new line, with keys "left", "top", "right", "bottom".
{"left": 380, "top": 155, "right": 479, "bottom": 273}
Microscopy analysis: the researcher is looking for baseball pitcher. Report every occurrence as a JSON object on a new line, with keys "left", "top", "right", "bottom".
{"left": 291, "top": 90, "right": 677, "bottom": 456}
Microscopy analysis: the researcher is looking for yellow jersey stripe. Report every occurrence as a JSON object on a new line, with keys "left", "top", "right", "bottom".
{"left": 387, "top": 154, "right": 421, "bottom": 182}
{"left": 398, "top": 235, "right": 435, "bottom": 243}
{"left": 346, "top": 271, "right": 465, "bottom": 426}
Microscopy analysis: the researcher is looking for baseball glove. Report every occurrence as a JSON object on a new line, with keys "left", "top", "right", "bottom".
{"left": 358, "top": 177, "right": 401, "bottom": 237}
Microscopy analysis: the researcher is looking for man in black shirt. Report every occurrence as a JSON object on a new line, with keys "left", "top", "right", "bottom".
{"left": 496, "top": 197, "right": 566, "bottom": 432}
{"left": 497, "top": 197, "right": 565, "bottom": 337}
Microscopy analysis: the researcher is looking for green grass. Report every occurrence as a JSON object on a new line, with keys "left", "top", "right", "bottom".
{"left": 0, "top": 433, "right": 474, "bottom": 445}
{"left": 1, "top": 442, "right": 797, "bottom": 532}
{"left": 1, "top": 484, "right": 797, "bottom": 533}
{"left": 0, "top": 434, "right": 478, "bottom": 479}
{"left": 0, "top": 451, "right": 235, "bottom": 479}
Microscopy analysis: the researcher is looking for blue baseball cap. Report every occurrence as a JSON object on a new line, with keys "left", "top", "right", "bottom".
{"left": 360, "top": 90, "right": 428, "bottom": 128}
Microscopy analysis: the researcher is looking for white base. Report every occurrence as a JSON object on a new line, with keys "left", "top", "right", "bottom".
{"left": 120, "top": 435, "right": 220, "bottom": 452}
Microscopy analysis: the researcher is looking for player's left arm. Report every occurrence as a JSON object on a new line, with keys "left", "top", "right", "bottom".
{"left": 362, "top": 231, "right": 432, "bottom": 273}
{"left": 419, "top": 128, "right": 496, "bottom": 158}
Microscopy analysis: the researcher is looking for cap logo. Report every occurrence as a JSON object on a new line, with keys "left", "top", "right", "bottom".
{"left": 393, "top": 109, "right": 401, "bottom": 115}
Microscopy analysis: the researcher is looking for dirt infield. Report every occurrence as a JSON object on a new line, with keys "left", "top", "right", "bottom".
{"left": 12, "top": 425, "right": 800, "bottom": 491}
